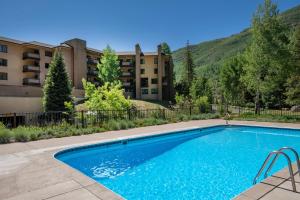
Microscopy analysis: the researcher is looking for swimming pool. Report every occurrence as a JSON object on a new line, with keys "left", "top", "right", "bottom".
{"left": 55, "top": 125, "right": 300, "bottom": 200}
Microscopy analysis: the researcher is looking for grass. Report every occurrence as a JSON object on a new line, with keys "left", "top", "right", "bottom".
{"left": 0, "top": 113, "right": 220, "bottom": 144}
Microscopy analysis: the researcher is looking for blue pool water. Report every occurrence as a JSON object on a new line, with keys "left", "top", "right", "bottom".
{"left": 55, "top": 125, "right": 300, "bottom": 200}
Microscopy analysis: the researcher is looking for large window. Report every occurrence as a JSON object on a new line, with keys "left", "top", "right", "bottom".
{"left": 0, "top": 72, "right": 7, "bottom": 80}
{"left": 140, "top": 58, "right": 145, "bottom": 64}
{"left": 45, "top": 51, "right": 52, "bottom": 57}
{"left": 141, "top": 78, "right": 148, "bottom": 87}
{"left": 0, "top": 45, "right": 8, "bottom": 53}
{"left": 141, "top": 88, "right": 148, "bottom": 95}
{"left": 151, "top": 78, "right": 158, "bottom": 84}
{"left": 151, "top": 88, "right": 158, "bottom": 94}
{"left": 0, "top": 58, "right": 7, "bottom": 66}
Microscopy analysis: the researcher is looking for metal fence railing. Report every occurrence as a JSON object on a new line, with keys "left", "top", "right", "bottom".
{"left": 1, "top": 105, "right": 299, "bottom": 128}
{"left": 0, "top": 106, "right": 214, "bottom": 128}
{"left": 212, "top": 104, "right": 300, "bottom": 118}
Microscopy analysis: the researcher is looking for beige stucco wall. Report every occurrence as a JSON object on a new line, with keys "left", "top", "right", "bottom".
{"left": 0, "top": 41, "right": 23, "bottom": 86}
{"left": 140, "top": 55, "right": 160, "bottom": 100}
{"left": 0, "top": 97, "right": 43, "bottom": 113}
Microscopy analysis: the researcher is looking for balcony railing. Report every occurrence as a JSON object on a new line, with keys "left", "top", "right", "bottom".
{"left": 87, "top": 59, "right": 98, "bottom": 65}
{"left": 23, "top": 78, "right": 40, "bottom": 86}
{"left": 87, "top": 69, "right": 98, "bottom": 76}
{"left": 121, "top": 61, "right": 134, "bottom": 67}
{"left": 121, "top": 72, "right": 133, "bottom": 77}
{"left": 23, "top": 65, "right": 40, "bottom": 72}
{"left": 123, "top": 82, "right": 131, "bottom": 86}
{"left": 23, "top": 52, "right": 40, "bottom": 60}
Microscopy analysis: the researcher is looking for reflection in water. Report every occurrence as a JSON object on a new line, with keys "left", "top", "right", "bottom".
{"left": 62, "top": 130, "right": 202, "bottom": 179}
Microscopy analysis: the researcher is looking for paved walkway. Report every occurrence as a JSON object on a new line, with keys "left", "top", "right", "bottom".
{"left": 0, "top": 119, "right": 300, "bottom": 200}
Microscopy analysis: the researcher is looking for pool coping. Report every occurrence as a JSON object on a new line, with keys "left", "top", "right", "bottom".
{"left": 1, "top": 119, "right": 300, "bottom": 200}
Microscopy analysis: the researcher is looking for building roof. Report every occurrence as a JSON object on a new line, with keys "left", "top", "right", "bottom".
{"left": 0, "top": 36, "right": 68, "bottom": 49}
{"left": 0, "top": 36, "right": 24, "bottom": 44}
{"left": 142, "top": 52, "right": 157, "bottom": 56}
{"left": 116, "top": 51, "right": 136, "bottom": 56}
{"left": 0, "top": 35, "right": 160, "bottom": 55}
{"left": 87, "top": 47, "right": 102, "bottom": 54}
{"left": 23, "top": 41, "right": 56, "bottom": 48}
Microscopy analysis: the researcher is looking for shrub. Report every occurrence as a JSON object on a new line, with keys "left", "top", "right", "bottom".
{"left": 119, "top": 120, "right": 128, "bottom": 130}
{"left": 0, "top": 128, "right": 12, "bottom": 144}
{"left": 194, "top": 96, "right": 210, "bottom": 113}
{"left": 13, "top": 127, "right": 31, "bottom": 142}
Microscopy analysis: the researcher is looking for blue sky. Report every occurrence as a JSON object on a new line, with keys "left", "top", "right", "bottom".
{"left": 1, "top": 0, "right": 299, "bottom": 51}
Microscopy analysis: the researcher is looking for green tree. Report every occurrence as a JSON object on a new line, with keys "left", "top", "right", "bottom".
{"left": 242, "top": 0, "right": 291, "bottom": 112}
{"left": 286, "top": 26, "right": 300, "bottom": 105}
{"left": 190, "top": 76, "right": 212, "bottom": 103}
{"left": 97, "top": 46, "right": 121, "bottom": 84}
{"left": 161, "top": 42, "right": 172, "bottom": 55}
{"left": 221, "top": 54, "right": 246, "bottom": 106}
{"left": 83, "top": 80, "right": 131, "bottom": 110}
{"left": 43, "top": 51, "right": 72, "bottom": 112}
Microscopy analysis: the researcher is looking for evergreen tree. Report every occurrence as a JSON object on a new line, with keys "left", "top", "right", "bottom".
{"left": 161, "top": 42, "right": 172, "bottom": 55}
{"left": 183, "top": 41, "right": 195, "bottom": 93}
{"left": 43, "top": 51, "right": 72, "bottom": 111}
{"left": 242, "top": 0, "right": 291, "bottom": 112}
{"left": 97, "top": 46, "right": 121, "bottom": 84}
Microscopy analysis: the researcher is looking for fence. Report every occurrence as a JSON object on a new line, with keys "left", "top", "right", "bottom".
{"left": 212, "top": 104, "right": 300, "bottom": 118}
{"left": 1, "top": 105, "right": 299, "bottom": 128}
{"left": 0, "top": 106, "right": 214, "bottom": 128}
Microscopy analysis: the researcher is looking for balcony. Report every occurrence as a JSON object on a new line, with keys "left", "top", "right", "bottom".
{"left": 23, "top": 65, "right": 40, "bottom": 72}
{"left": 121, "top": 72, "right": 133, "bottom": 77}
{"left": 23, "top": 78, "right": 40, "bottom": 86}
{"left": 87, "top": 69, "right": 98, "bottom": 76}
{"left": 87, "top": 59, "right": 98, "bottom": 65}
{"left": 121, "top": 61, "right": 134, "bottom": 67}
{"left": 23, "top": 52, "right": 40, "bottom": 60}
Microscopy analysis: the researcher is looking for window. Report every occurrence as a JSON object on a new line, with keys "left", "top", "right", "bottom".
{"left": 126, "top": 59, "right": 131, "bottom": 62}
{"left": 151, "top": 78, "right": 158, "bottom": 84}
{"left": 141, "top": 88, "right": 148, "bottom": 95}
{"left": 0, "top": 45, "right": 8, "bottom": 53}
{"left": 141, "top": 78, "right": 148, "bottom": 87}
{"left": 0, "top": 72, "right": 7, "bottom": 80}
{"left": 45, "top": 63, "right": 49, "bottom": 69}
{"left": 140, "top": 68, "right": 145, "bottom": 74}
{"left": 45, "top": 51, "right": 53, "bottom": 57}
{"left": 151, "top": 88, "right": 158, "bottom": 94}
{"left": 0, "top": 58, "right": 7, "bottom": 66}
{"left": 154, "top": 57, "right": 158, "bottom": 64}
{"left": 154, "top": 68, "right": 158, "bottom": 74}
{"left": 140, "top": 58, "right": 145, "bottom": 64}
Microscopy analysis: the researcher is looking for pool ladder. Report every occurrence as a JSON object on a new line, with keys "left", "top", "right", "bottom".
{"left": 253, "top": 147, "right": 300, "bottom": 192}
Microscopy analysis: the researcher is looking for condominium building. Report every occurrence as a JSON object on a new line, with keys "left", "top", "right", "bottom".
{"left": 0, "top": 36, "right": 174, "bottom": 113}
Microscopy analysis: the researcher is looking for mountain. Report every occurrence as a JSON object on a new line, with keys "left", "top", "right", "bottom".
{"left": 172, "top": 5, "right": 300, "bottom": 82}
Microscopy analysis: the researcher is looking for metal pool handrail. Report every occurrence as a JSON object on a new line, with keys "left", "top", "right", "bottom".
{"left": 263, "top": 147, "right": 300, "bottom": 179}
{"left": 253, "top": 150, "right": 297, "bottom": 192}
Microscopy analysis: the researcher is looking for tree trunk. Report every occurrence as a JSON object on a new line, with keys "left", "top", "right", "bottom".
{"left": 255, "top": 90, "right": 260, "bottom": 115}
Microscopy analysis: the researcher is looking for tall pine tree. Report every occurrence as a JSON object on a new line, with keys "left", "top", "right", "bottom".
{"left": 43, "top": 51, "right": 72, "bottom": 112}
{"left": 183, "top": 41, "right": 194, "bottom": 93}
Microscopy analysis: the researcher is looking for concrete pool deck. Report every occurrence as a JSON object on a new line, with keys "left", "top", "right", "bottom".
{"left": 0, "top": 119, "right": 300, "bottom": 200}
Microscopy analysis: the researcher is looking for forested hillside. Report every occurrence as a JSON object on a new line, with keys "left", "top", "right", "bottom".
{"left": 173, "top": 5, "right": 300, "bottom": 82}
